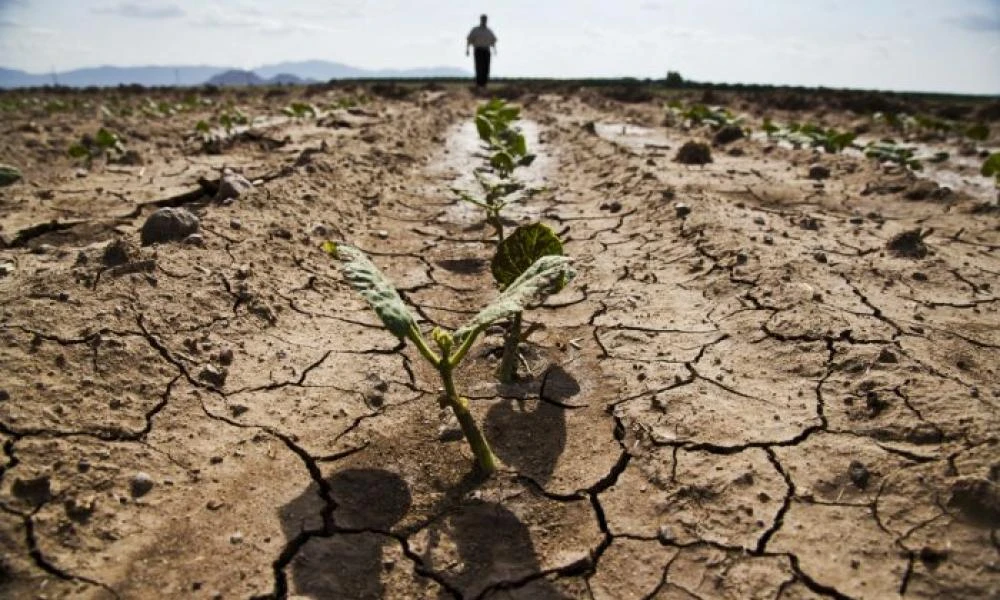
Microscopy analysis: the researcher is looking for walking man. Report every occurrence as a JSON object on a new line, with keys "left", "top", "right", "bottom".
{"left": 466, "top": 14, "right": 497, "bottom": 88}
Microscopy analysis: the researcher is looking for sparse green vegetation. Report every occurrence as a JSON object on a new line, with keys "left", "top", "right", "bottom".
{"left": 68, "top": 127, "right": 127, "bottom": 164}
{"left": 323, "top": 241, "right": 574, "bottom": 474}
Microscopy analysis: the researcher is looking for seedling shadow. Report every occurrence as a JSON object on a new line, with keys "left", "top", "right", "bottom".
{"left": 280, "top": 464, "right": 572, "bottom": 598}
{"left": 485, "top": 365, "right": 579, "bottom": 485}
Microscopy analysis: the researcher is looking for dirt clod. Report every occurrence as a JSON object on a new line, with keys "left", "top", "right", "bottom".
{"left": 713, "top": 125, "right": 745, "bottom": 146}
{"left": 808, "top": 164, "right": 831, "bottom": 180}
{"left": 887, "top": 228, "right": 931, "bottom": 259}
{"left": 215, "top": 170, "right": 253, "bottom": 202}
{"left": 848, "top": 461, "right": 871, "bottom": 489}
{"left": 674, "top": 141, "right": 712, "bottom": 165}
{"left": 141, "top": 207, "right": 200, "bottom": 246}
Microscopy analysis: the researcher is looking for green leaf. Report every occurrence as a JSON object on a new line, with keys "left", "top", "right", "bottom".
{"left": 195, "top": 120, "right": 211, "bottom": 134}
{"left": 966, "top": 124, "right": 989, "bottom": 141}
{"left": 510, "top": 132, "right": 527, "bottom": 157}
{"left": 323, "top": 242, "right": 419, "bottom": 340}
{"left": 68, "top": 143, "right": 90, "bottom": 158}
{"left": 982, "top": 153, "right": 1000, "bottom": 179}
{"left": 0, "top": 164, "right": 22, "bottom": 187}
{"left": 475, "top": 114, "right": 493, "bottom": 142}
{"left": 95, "top": 128, "right": 118, "bottom": 149}
{"left": 490, "top": 151, "right": 515, "bottom": 175}
{"left": 455, "top": 255, "right": 575, "bottom": 344}
{"left": 491, "top": 223, "right": 564, "bottom": 288}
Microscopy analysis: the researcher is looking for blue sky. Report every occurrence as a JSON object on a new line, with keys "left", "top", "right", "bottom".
{"left": 0, "top": 0, "right": 998, "bottom": 93}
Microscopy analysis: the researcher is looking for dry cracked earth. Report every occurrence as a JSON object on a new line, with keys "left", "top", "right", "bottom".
{"left": 1, "top": 84, "right": 998, "bottom": 599}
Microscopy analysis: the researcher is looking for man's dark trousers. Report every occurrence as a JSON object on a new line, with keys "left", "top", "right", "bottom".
{"left": 474, "top": 48, "right": 491, "bottom": 87}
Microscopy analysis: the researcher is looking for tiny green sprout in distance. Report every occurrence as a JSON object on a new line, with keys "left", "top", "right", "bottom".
{"left": 322, "top": 241, "right": 575, "bottom": 475}
{"left": 982, "top": 153, "right": 1000, "bottom": 183}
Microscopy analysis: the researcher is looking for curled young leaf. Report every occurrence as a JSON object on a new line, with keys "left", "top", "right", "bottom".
{"left": 455, "top": 255, "right": 575, "bottom": 344}
{"left": 322, "top": 242, "right": 419, "bottom": 340}
{"left": 491, "top": 223, "right": 564, "bottom": 288}
{"left": 982, "top": 153, "right": 1000, "bottom": 180}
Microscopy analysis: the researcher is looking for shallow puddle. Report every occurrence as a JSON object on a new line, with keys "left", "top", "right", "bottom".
{"left": 593, "top": 122, "right": 673, "bottom": 150}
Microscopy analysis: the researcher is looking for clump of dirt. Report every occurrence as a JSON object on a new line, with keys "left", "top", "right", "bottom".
{"left": 675, "top": 140, "right": 712, "bottom": 165}
{"left": 886, "top": 228, "right": 931, "bottom": 258}
{"left": 712, "top": 125, "right": 744, "bottom": 146}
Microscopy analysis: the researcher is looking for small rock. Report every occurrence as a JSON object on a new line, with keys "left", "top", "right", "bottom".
{"left": 215, "top": 171, "right": 253, "bottom": 202}
{"left": 0, "top": 389, "right": 9, "bottom": 401}
{"left": 674, "top": 202, "right": 691, "bottom": 219}
{"left": 712, "top": 125, "right": 744, "bottom": 146}
{"left": 753, "top": 216, "right": 765, "bottom": 226}
{"left": 600, "top": 200, "right": 623, "bottom": 213}
{"left": 763, "top": 235, "right": 774, "bottom": 245}
{"left": 141, "top": 207, "right": 200, "bottom": 246}
{"left": 183, "top": 233, "right": 205, "bottom": 246}
{"left": 206, "top": 499, "right": 225, "bottom": 511}
{"left": 375, "top": 229, "right": 389, "bottom": 239}
{"left": 102, "top": 238, "right": 133, "bottom": 266}
{"left": 218, "top": 347, "right": 234, "bottom": 365}
{"left": 849, "top": 215, "right": 864, "bottom": 225}
{"left": 230, "top": 404, "right": 249, "bottom": 417}
{"left": 813, "top": 252, "right": 828, "bottom": 264}
{"left": 657, "top": 525, "right": 674, "bottom": 543}
{"left": 848, "top": 461, "right": 870, "bottom": 489}
{"left": 130, "top": 472, "right": 154, "bottom": 497}
{"left": 310, "top": 223, "right": 329, "bottom": 237}
{"left": 808, "top": 164, "right": 831, "bottom": 180}
{"left": 437, "top": 413, "right": 463, "bottom": 442}
{"left": 229, "top": 218, "right": 242, "bottom": 230}
{"left": 911, "top": 272, "right": 928, "bottom": 282}
{"left": 198, "top": 364, "right": 227, "bottom": 387}
{"left": 230, "top": 532, "right": 244, "bottom": 545}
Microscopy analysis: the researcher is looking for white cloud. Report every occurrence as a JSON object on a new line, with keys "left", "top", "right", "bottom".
{"left": 92, "top": 2, "right": 186, "bottom": 19}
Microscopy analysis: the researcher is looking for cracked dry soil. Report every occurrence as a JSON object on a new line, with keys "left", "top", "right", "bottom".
{"left": 1, "top": 84, "right": 998, "bottom": 599}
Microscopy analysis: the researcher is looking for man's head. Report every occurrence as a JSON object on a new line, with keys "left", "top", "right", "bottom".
{"left": 480, "top": 14, "right": 487, "bottom": 26}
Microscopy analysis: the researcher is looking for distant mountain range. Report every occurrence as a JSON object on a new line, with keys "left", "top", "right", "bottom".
{"left": 0, "top": 61, "right": 470, "bottom": 88}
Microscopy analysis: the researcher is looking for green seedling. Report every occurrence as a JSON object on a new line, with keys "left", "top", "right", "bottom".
{"left": 322, "top": 241, "right": 575, "bottom": 475}
{"left": 453, "top": 172, "right": 537, "bottom": 241}
{"left": 982, "top": 153, "right": 1000, "bottom": 183}
{"left": 874, "top": 112, "right": 990, "bottom": 142}
{"left": 475, "top": 99, "right": 535, "bottom": 178}
{"left": 786, "top": 123, "right": 856, "bottom": 153}
{"left": 282, "top": 102, "right": 318, "bottom": 119}
{"left": 764, "top": 120, "right": 855, "bottom": 153}
{"left": 864, "top": 141, "right": 924, "bottom": 171}
{"left": 490, "top": 223, "right": 566, "bottom": 383}
{"left": 667, "top": 101, "right": 742, "bottom": 129}
{"left": 68, "top": 128, "right": 126, "bottom": 164}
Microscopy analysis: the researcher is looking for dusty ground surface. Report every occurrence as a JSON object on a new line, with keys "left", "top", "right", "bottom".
{"left": 1, "top": 83, "right": 998, "bottom": 599}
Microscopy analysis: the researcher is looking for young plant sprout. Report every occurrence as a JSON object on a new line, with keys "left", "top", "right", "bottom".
{"left": 68, "top": 128, "right": 127, "bottom": 165}
{"left": 458, "top": 99, "right": 539, "bottom": 240}
{"left": 490, "top": 223, "right": 566, "bottom": 383}
{"left": 475, "top": 99, "right": 535, "bottom": 178}
{"left": 981, "top": 153, "right": 1000, "bottom": 183}
{"left": 322, "top": 241, "right": 574, "bottom": 475}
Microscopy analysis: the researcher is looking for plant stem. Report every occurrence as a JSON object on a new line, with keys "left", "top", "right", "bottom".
{"left": 440, "top": 363, "right": 497, "bottom": 475}
{"left": 497, "top": 311, "right": 522, "bottom": 383}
